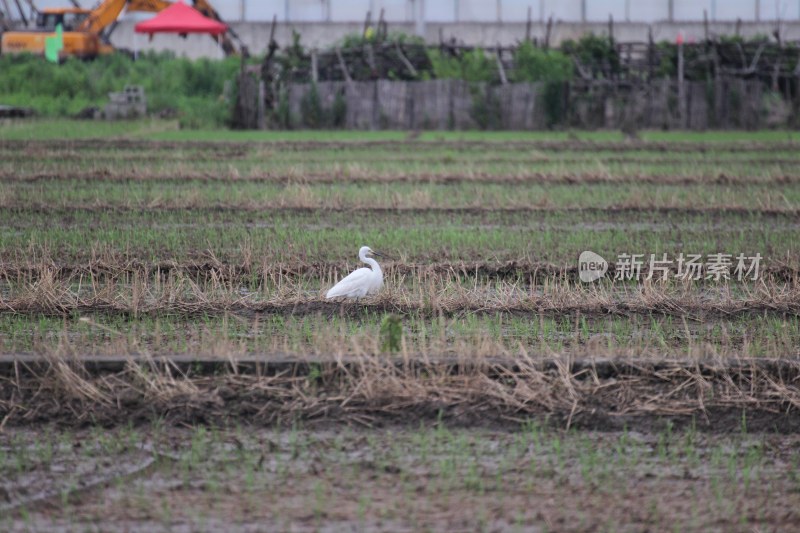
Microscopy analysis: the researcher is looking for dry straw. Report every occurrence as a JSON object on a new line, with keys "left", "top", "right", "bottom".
{"left": 2, "top": 352, "right": 799, "bottom": 429}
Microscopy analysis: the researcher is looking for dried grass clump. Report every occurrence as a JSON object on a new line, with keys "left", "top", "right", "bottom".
{"left": 2, "top": 265, "right": 798, "bottom": 319}
{"left": 2, "top": 354, "right": 799, "bottom": 430}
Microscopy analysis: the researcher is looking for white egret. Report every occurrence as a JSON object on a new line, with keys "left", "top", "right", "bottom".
{"left": 325, "top": 246, "right": 384, "bottom": 299}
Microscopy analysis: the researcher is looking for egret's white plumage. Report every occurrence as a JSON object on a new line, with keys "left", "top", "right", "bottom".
{"left": 326, "top": 246, "right": 384, "bottom": 299}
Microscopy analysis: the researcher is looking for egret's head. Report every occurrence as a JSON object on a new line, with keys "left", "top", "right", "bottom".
{"left": 359, "top": 246, "right": 382, "bottom": 259}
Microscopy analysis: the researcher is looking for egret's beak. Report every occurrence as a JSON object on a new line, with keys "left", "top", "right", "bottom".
{"left": 370, "top": 251, "right": 384, "bottom": 258}
{"left": 372, "top": 251, "right": 396, "bottom": 260}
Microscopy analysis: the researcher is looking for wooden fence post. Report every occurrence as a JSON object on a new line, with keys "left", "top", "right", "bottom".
{"left": 647, "top": 26, "right": 655, "bottom": 81}
{"left": 363, "top": 10, "right": 371, "bottom": 36}
{"left": 544, "top": 16, "right": 553, "bottom": 50}
{"left": 713, "top": 41, "right": 722, "bottom": 128}
{"left": 257, "top": 80, "right": 266, "bottom": 130}
{"left": 678, "top": 40, "right": 686, "bottom": 127}
{"left": 496, "top": 47, "right": 508, "bottom": 85}
{"left": 372, "top": 81, "right": 379, "bottom": 130}
{"left": 608, "top": 14, "right": 614, "bottom": 43}
{"left": 395, "top": 42, "right": 418, "bottom": 78}
{"left": 311, "top": 50, "right": 319, "bottom": 84}
{"left": 795, "top": 56, "right": 800, "bottom": 127}
{"left": 525, "top": 6, "right": 532, "bottom": 42}
{"left": 336, "top": 47, "right": 354, "bottom": 89}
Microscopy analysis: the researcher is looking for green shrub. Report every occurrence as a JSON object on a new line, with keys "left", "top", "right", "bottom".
{"left": 281, "top": 29, "right": 308, "bottom": 73}
{"left": 428, "top": 48, "right": 495, "bottom": 82}
{"left": 542, "top": 81, "right": 567, "bottom": 128}
{"left": 511, "top": 42, "right": 573, "bottom": 83}
{"left": 427, "top": 49, "right": 461, "bottom": 79}
{"left": 331, "top": 91, "right": 347, "bottom": 128}
{"left": 297, "top": 84, "right": 347, "bottom": 128}
{"left": 562, "top": 34, "right": 620, "bottom": 78}
{"left": 470, "top": 86, "right": 502, "bottom": 130}
{"left": 0, "top": 52, "right": 238, "bottom": 128}
{"left": 275, "top": 88, "right": 292, "bottom": 129}
{"left": 340, "top": 30, "right": 425, "bottom": 50}
{"left": 300, "top": 83, "right": 324, "bottom": 127}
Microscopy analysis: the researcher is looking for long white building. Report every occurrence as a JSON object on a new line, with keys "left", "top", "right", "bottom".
{"left": 18, "top": 0, "right": 800, "bottom": 23}
{"left": 6, "top": 1, "right": 800, "bottom": 58}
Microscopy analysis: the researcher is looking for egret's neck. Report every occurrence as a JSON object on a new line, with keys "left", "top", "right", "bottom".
{"left": 362, "top": 257, "right": 381, "bottom": 273}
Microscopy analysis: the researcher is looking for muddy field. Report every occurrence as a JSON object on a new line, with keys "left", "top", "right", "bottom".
{"left": 3, "top": 425, "right": 800, "bottom": 532}
{"left": 1, "top": 125, "right": 799, "bottom": 531}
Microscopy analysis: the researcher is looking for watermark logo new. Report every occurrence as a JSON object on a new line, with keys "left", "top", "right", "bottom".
{"left": 578, "top": 251, "right": 761, "bottom": 282}
{"left": 579, "top": 251, "right": 608, "bottom": 283}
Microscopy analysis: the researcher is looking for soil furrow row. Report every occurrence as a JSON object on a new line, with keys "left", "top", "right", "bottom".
{"left": 4, "top": 138, "right": 799, "bottom": 153}
{"left": 1, "top": 261, "right": 797, "bottom": 283}
{"left": 2, "top": 203, "right": 798, "bottom": 216}
{"left": 2, "top": 300, "right": 798, "bottom": 320}
{"left": 2, "top": 170, "right": 799, "bottom": 185}
{"left": 4, "top": 154, "right": 800, "bottom": 168}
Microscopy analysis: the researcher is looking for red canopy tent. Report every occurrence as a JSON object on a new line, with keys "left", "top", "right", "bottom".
{"left": 134, "top": 1, "right": 227, "bottom": 36}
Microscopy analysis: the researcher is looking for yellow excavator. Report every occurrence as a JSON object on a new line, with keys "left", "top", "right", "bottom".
{"left": 0, "top": 0, "right": 240, "bottom": 58}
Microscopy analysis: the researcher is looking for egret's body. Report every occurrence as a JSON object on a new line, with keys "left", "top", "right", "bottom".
{"left": 326, "top": 246, "right": 384, "bottom": 299}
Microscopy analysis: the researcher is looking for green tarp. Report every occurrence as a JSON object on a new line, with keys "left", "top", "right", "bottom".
{"left": 44, "top": 23, "right": 63, "bottom": 63}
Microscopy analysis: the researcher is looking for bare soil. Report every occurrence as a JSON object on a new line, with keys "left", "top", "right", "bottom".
{"left": 2, "top": 426, "right": 799, "bottom": 532}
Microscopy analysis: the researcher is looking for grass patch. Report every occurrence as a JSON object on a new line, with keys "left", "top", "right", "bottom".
{"left": 3, "top": 119, "right": 800, "bottom": 142}
{"left": 0, "top": 132, "right": 797, "bottom": 370}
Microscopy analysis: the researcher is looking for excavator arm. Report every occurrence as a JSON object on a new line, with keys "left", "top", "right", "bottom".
{"left": 79, "top": 0, "right": 170, "bottom": 35}
{"left": 191, "top": 0, "right": 241, "bottom": 56}
{"left": 63, "top": 0, "right": 241, "bottom": 56}
{"left": 127, "top": 0, "right": 172, "bottom": 11}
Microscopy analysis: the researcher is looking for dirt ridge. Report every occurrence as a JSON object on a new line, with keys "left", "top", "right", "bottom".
{"left": 2, "top": 354, "right": 799, "bottom": 432}
{"left": 3, "top": 298, "right": 799, "bottom": 321}
{"left": 3, "top": 203, "right": 798, "bottom": 216}
{"left": 3, "top": 169, "right": 800, "bottom": 186}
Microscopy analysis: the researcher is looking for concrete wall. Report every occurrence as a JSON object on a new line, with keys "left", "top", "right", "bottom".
{"left": 111, "top": 20, "right": 800, "bottom": 59}
{"left": 28, "top": 0, "right": 800, "bottom": 23}
{"left": 269, "top": 78, "right": 776, "bottom": 131}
